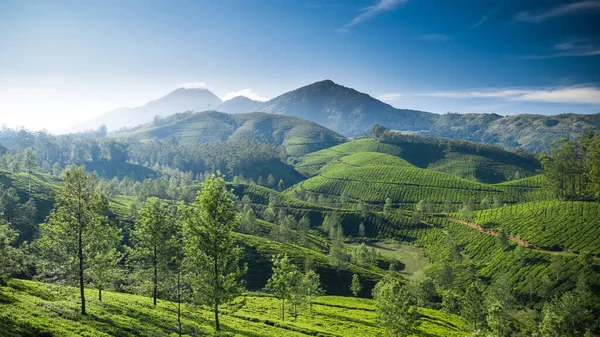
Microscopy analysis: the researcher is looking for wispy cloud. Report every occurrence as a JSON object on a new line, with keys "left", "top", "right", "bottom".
{"left": 515, "top": 1, "right": 600, "bottom": 23}
{"left": 419, "top": 34, "right": 451, "bottom": 41}
{"left": 419, "top": 86, "right": 600, "bottom": 104}
{"left": 339, "top": 0, "right": 407, "bottom": 32}
{"left": 178, "top": 82, "right": 208, "bottom": 89}
{"left": 221, "top": 89, "right": 268, "bottom": 102}
{"left": 377, "top": 93, "right": 404, "bottom": 101}
{"left": 521, "top": 38, "right": 600, "bottom": 59}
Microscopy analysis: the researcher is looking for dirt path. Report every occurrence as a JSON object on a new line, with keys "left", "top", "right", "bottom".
{"left": 448, "top": 218, "right": 573, "bottom": 256}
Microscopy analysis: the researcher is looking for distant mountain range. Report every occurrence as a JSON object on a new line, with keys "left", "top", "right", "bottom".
{"left": 67, "top": 80, "right": 600, "bottom": 152}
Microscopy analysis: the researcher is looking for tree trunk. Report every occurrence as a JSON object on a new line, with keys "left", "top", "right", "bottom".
{"left": 214, "top": 303, "right": 220, "bottom": 331}
{"left": 214, "top": 244, "right": 220, "bottom": 331}
{"left": 79, "top": 228, "right": 86, "bottom": 315}
{"left": 177, "top": 272, "right": 182, "bottom": 337}
{"left": 281, "top": 299, "right": 285, "bottom": 321}
{"left": 153, "top": 245, "right": 157, "bottom": 306}
{"left": 99, "top": 288, "right": 102, "bottom": 302}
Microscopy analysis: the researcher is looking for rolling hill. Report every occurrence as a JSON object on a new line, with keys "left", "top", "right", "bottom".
{"left": 113, "top": 110, "right": 347, "bottom": 158}
{"left": 295, "top": 137, "right": 540, "bottom": 184}
{"left": 286, "top": 150, "right": 552, "bottom": 209}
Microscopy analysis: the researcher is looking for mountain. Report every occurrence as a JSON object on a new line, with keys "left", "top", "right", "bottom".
{"left": 216, "top": 96, "right": 261, "bottom": 114}
{"left": 113, "top": 110, "right": 347, "bottom": 157}
{"left": 255, "top": 80, "right": 437, "bottom": 137}
{"left": 255, "top": 80, "right": 600, "bottom": 152}
{"left": 64, "top": 87, "right": 223, "bottom": 133}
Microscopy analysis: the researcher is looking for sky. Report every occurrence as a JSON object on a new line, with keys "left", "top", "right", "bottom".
{"left": 0, "top": 0, "right": 599, "bottom": 131}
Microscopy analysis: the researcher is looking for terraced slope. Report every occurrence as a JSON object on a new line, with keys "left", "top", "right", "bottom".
{"left": 287, "top": 154, "right": 552, "bottom": 209}
{"left": 471, "top": 201, "right": 600, "bottom": 255}
{"left": 295, "top": 137, "right": 540, "bottom": 184}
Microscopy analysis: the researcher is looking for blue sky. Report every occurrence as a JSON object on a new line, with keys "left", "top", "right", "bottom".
{"left": 0, "top": 0, "right": 599, "bottom": 131}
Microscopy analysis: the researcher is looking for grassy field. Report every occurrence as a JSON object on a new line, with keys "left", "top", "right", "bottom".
{"left": 0, "top": 279, "right": 469, "bottom": 337}
{"left": 347, "top": 241, "right": 430, "bottom": 277}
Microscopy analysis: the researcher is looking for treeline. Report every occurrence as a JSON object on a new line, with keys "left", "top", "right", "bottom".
{"left": 373, "top": 124, "right": 540, "bottom": 170}
{"left": 0, "top": 125, "right": 290, "bottom": 190}
{"left": 540, "top": 130, "right": 600, "bottom": 200}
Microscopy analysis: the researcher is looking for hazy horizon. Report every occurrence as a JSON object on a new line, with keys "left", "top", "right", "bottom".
{"left": 1, "top": 0, "right": 600, "bottom": 131}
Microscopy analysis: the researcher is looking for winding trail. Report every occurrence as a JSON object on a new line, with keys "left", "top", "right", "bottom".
{"left": 448, "top": 218, "right": 574, "bottom": 256}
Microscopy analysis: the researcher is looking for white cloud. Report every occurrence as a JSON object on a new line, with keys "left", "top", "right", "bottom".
{"left": 521, "top": 39, "right": 600, "bottom": 59}
{"left": 515, "top": 1, "right": 600, "bottom": 23}
{"left": 221, "top": 89, "right": 268, "bottom": 102}
{"left": 377, "top": 93, "right": 404, "bottom": 101}
{"left": 178, "top": 82, "right": 208, "bottom": 89}
{"left": 339, "top": 0, "right": 407, "bottom": 31}
{"left": 419, "top": 87, "right": 600, "bottom": 105}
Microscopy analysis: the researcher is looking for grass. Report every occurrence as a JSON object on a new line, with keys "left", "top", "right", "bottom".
{"left": 0, "top": 279, "right": 469, "bottom": 337}
{"left": 347, "top": 241, "right": 430, "bottom": 277}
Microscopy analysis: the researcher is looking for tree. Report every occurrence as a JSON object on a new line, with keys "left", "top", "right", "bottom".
{"left": 0, "top": 216, "right": 24, "bottom": 285}
{"left": 460, "top": 281, "right": 486, "bottom": 331}
{"left": 277, "top": 179, "right": 285, "bottom": 192}
{"left": 267, "top": 174, "right": 276, "bottom": 187}
{"left": 329, "top": 234, "right": 348, "bottom": 272}
{"left": 485, "top": 276, "right": 515, "bottom": 337}
{"left": 297, "top": 215, "right": 310, "bottom": 247}
{"left": 480, "top": 196, "right": 490, "bottom": 210}
{"left": 181, "top": 174, "right": 246, "bottom": 332}
{"left": 88, "top": 218, "right": 122, "bottom": 302}
{"left": 303, "top": 269, "right": 323, "bottom": 313}
{"left": 371, "top": 124, "right": 387, "bottom": 139}
{"left": 351, "top": 274, "right": 362, "bottom": 297}
{"left": 373, "top": 276, "right": 420, "bottom": 337}
{"left": 384, "top": 197, "right": 393, "bottom": 218}
{"left": 358, "top": 222, "right": 366, "bottom": 240}
{"left": 493, "top": 195, "right": 503, "bottom": 208}
{"left": 265, "top": 254, "right": 298, "bottom": 321}
{"left": 22, "top": 147, "right": 38, "bottom": 196}
{"left": 129, "top": 197, "right": 178, "bottom": 306}
{"left": 459, "top": 200, "right": 474, "bottom": 220}
{"left": 35, "top": 165, "right": 111, "bottom": 315}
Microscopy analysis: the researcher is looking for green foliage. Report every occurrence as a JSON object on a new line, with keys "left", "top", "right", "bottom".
{"left": 373, "top": 276, "right": 420, "bottom": 337}
{"left": 473, "top": 200, "right": 600, "bottom": 254}
{"left": 0, "top": 216, "right": 24, "bottom": 285}
{"left": 181, "top": 174, "right": 245, "bottom": 331}
{"left": 34, "top": 166, "right": 115, "bottom": 314}
{"left": 128, "top": 197, "right": 179, "bottom": 305}
{"left": 350, "top": 274, "right": 362, "bottom": 297}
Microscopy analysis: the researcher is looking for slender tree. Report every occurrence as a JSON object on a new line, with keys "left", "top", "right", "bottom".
{"left": 265, "top": 254, "right": 297, "bottom": 321}
{"left": 129, "top": 197, "right": 178, "bottom": 306}
{"left": 182, "top": 174, "right": 245, "bottom": 332}
{"left": 351, "top": 274, "right": 362, "bottom": 297}
{"left": 303, "top": 269, "right": 323, "bottom": 313}
{"left": 35, "top": 165, "right": 111, "bottom": 315}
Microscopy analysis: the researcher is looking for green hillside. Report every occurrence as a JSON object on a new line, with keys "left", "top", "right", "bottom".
{"left": 287, "top": 152, "right": 552, "bottom": 209}
{"left": 0, "top": 279, "right": 469, "bottom": 337}
{"left": 295, "top": 137, "right": 540, "bottom": 184}
{"left": 471, "top": 200, "right": 600, "bottom": 255}
{"left": 112, "top": 111, "right": 347, "bottom": 157}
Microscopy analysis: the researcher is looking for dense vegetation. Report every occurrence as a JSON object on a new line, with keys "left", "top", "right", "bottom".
{"left": 1, "top": 119, "right": 599, "bottom": 336}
